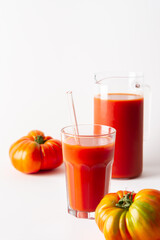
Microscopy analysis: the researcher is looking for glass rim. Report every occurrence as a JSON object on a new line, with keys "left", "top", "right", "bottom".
{"left": 61, "top": 124, "right": 116, "bottom": 138}
{"left": 94, "top": 71, "right": 144, "bottom": 84}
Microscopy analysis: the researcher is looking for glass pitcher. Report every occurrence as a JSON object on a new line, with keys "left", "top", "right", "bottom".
{"left": 94, "top": 72, "right": 151, "bottom": 179}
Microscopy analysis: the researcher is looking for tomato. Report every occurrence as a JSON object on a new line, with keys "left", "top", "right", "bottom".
{"left": 9, "top": 130, "right": 63, "bottom": 173}
{"left": 95, "top": 189, "right": 160, "bottom": 240}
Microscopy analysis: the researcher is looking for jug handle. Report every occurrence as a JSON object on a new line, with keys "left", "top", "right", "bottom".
{"left": 143, "top": 84, "right": 152, "bottom": 141}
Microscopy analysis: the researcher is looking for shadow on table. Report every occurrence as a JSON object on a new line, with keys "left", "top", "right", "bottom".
{"left": 33, "top": 163, "right": 65, "bottom": 176}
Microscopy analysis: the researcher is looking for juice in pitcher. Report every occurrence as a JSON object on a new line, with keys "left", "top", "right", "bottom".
{"left": 94, "top": 93, "right": 143, "bottom": 178}
{"left": 94, "top": 72, "right": 150, "bottom": 179}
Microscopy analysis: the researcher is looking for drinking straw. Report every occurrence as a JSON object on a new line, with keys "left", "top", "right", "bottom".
{"left": 66, "top": 91, "right": 80, "bottom": 144}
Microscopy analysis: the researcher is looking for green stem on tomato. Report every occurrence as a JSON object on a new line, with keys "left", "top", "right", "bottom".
{"left": 116, "top": 192, "right": 134, "bottom": 209}
{"left": 34, "top": 135, "right": 45, "bottom": 144}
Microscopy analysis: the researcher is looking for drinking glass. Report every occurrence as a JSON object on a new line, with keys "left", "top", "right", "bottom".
{"left": 61, "top": 124, "right": 116, "bottom": 219}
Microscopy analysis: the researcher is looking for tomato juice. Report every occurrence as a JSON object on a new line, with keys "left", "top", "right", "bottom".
{"left": 62, "top": 137, "right": 115, "bottom": 212}
{"left": 94, "top": 93, "right": 144, "bottom": 178}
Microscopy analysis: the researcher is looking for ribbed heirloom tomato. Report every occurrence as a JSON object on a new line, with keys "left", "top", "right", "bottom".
{"left": 95, "top": 189, "right": 160, "bottom": 240}
{"left": 9, "top": 130, "right": 63, "bottom": 173}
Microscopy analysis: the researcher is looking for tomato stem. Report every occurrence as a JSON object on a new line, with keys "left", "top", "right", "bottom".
{"left": 116, "top": 192, "right": 134, "bottom": 209}
{"left": 34, "top": 135, "right": 45, "bottom": 144}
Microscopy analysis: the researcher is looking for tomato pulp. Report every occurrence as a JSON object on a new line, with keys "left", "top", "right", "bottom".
{"left": 62, "top": 137, "right": 115, "bottom": 212}
{"left": 94, "top": 93, "right": 144, "bottom": 178}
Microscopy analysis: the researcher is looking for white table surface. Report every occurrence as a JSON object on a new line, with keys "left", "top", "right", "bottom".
{"left": 1, "top": 145, "right": 160, "bottom": 240}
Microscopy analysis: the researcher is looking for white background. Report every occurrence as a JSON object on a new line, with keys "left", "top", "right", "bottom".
{"left": 0, "top": 1, "right": 160, "bottom": 240}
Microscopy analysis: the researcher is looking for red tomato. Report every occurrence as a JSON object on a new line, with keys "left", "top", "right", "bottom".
{"left": 95, "top": 189, "right": 160, "bottom": 240}
{"left": 9, "top": 130, "right": 63, "bottom": 173}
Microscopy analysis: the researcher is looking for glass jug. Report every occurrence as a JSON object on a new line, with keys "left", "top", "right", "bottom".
{"left": 94, "top": 72, "right": 151, "bottom": 178}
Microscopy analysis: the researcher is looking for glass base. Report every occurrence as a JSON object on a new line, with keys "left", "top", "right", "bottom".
{"left": 68, "top": 206, "right": 95, "bottom": 219}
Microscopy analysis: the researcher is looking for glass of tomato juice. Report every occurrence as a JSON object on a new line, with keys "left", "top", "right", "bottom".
{"left": 61, "top": 124, "right": 116, "bottom": 219}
